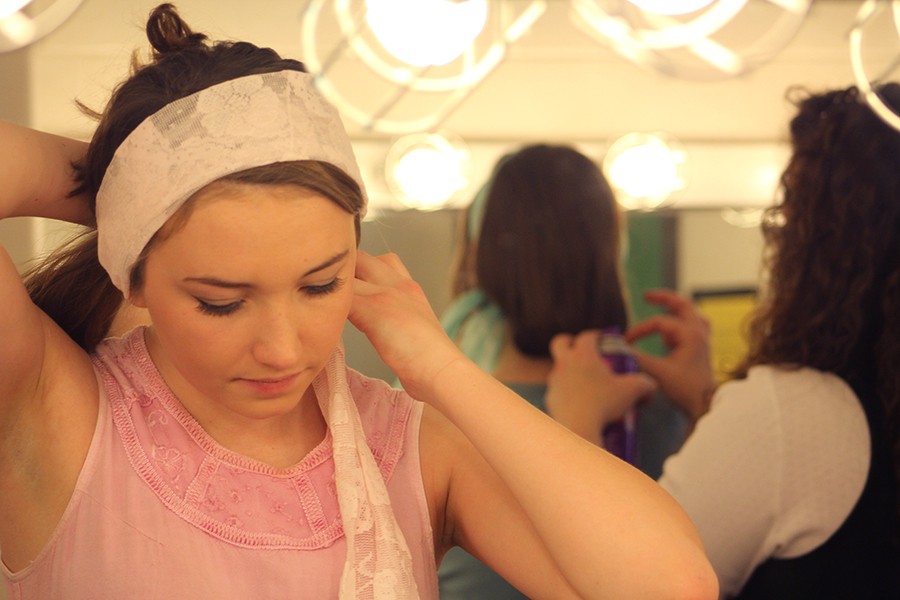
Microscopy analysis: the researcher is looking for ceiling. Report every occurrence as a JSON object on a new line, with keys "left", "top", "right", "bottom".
{"left": 14, "top": 0, "right": 894, "bottom": 140}
{"left": 5, "top": 0, "right": 898, "bottom": 209}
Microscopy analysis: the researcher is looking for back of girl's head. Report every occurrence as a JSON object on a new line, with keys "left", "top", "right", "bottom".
{"left": 472, "top": 144, "right": 628, "bottom": 357}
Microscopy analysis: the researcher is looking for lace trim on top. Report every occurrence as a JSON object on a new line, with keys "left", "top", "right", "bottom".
{"left": 91, "top": 328, "right": 406, "bottom": 550}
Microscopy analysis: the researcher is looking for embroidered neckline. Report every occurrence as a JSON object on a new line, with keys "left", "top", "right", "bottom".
{"left": 93, "top": 328, "right": 363, "bottom": 549}
{"left": 127, "top": 328, "right": 334, "bottom": 476}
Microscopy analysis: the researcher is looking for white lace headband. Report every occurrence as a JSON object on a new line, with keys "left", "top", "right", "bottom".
{"left": 96, "top": 69, "right": 367, "bottom": 293}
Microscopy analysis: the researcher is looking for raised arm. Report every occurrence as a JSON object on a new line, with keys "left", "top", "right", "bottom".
{"left": 1, "top": 120, "right": 93, "bottom": 224}
{"left": 0, "top": 120, "right": 98, "bottom": 570}
{"left": 350, "top": 252, "right": 718, "bottom": 600}
{"left": 0, "top": 120, "right": 90, "bottom": 406}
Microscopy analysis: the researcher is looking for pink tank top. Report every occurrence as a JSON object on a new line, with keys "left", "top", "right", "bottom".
{"left": 2, "top": 328, "right": 438, "bottom": 599}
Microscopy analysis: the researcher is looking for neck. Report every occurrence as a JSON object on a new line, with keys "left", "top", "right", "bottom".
{"left": 491, "top": 338, "right": 552, "bottom": 385}
{"left": 196, "top": 387, "right": 327, "bottom": 468}
{"left": 143, "top": 329, "right": 327, "bottom": 469}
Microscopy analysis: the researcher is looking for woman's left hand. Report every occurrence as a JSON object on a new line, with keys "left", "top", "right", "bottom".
{"left": 349, "top": 251, "right": 464, "bottom": 399}
{"left": 546, "top": 330, "right": 657, "bottom": 444}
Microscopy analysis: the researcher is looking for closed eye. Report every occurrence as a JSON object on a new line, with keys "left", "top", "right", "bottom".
{"left": 304, "top": 277, "right": 344, "bottom": 297}
{"left": 195, "top": 298, "right": 243, "bottom": 316}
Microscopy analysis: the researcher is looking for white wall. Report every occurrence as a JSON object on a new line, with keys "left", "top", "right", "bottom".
{"left": 678, "top": 209, "right": 765, "bottom": 296}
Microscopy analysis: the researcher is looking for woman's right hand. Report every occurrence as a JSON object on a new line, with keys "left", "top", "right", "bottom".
{"left": 626, "top": 289, "right": 717, "bottom": 423}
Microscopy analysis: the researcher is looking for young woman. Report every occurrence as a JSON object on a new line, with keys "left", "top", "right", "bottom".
{"left": 546, "top": 84, "right": 900, "bottom": 599}
{"left": 0, "top": 4, "right": 715, "bottom": 600}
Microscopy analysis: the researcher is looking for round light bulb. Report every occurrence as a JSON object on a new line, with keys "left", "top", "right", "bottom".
{"left": 0, "top": 0, "right": 30, "bottom": 20}
{"left": 366, "top": 0, "right": 488, "bottom": 67}
{"left": 386, "top": 133, "right": 471, "bottom": 210}
{"left": 0, "top": 0, "right": 83, "bottom": 52}
{"left": 604, "top": 133, "right": 686, "bottom": 210}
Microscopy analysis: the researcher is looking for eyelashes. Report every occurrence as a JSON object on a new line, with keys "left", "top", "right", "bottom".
{"left": 195, "top": 299, "right": 242, "bottom": 317}
{"left": 193, "top": 277, "right": 345, "bottom": 317}
{"left": 305, "top": 277, "right": 344, "bottom": 296}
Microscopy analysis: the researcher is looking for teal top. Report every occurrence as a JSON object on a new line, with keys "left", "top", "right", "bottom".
{"left": 437, "top": 382, "right": 545, "bottom": 600}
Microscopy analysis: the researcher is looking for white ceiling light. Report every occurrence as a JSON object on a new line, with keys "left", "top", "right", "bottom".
{"left": 366, "top": 0, "right": 488, "bottom": 67}
{"left": 0, "top": 0, "right": 83, "bottom": 52}
{"left": 385, "top": 132, "right": 472, "bottom": 210}
{"left": 300, "top": 0, "right": 546, "bottom": 134}
{"left": 0, "top": 0, "right": 30, "bottom": 20}
{"left": 721, "top": 207, "right": 764, "bottom": 228}
{"left": 571, "top": 0, "right": 811, "bottom": 80}
{"left": 849, "top": 0, "right": 900, "bottom": 132}
{"left": 603, "top": 132, "right": 686, "bottom": 211}
{"left": 626, "top": 0, "right": 715, "bottom": 16}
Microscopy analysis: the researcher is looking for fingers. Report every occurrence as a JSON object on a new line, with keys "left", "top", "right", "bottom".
{"left": 642, "top": 289, "right": 698, "bottom": 320}
{"left": 628, "top": 290, "right": 709, "bottom": 350}
{"left": 626, "top": 315, "right": 684, "bottom": 347}
{"left": 624, "top": 372, "right": 659, "bottom": 400}
{"left": 625, "top": 316, "right": 664, "bottom": 344}
{"left": 549, "top": 332, "right": 576, "bottom": 359}
{"left": 572, "top": 330, "right": 602, "bottom": 351}
{"left": 550, "top": 330, "right": 606, "bottom": 362}
{"left": 355, "top": 251, "right": 412, "bottom": 284}
{"left": 627, "top": 348, "right": 666, "bottom": 380}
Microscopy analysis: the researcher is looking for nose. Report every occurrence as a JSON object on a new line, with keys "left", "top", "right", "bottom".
{"left": 251, "top": 306, "right": 301, "bottom": 371}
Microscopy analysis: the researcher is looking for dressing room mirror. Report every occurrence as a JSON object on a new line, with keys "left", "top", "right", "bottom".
{"left": 0, "top": 0, "right": 892, "bottom": 382}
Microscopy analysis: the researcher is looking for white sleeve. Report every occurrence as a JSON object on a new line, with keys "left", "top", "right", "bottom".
{"left": 659, "top": 367, "right": 870, "bottom": 599}
{"left": 659, "top": 371, "right": 782, "bottom": 598}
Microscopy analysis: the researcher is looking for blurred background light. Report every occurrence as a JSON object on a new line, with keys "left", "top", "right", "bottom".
{"left": 300, "top": 0, "right": 546, "bottom": 134}
{"left": 366, "top": 0, "right": 488, "bottom": 67}
{"left": 849, "top": 0, "right": 900, "bottom": 132}
{"left": 721, "top": 207, "right": 765, "bottom": 228}
{"left": 0, "top": 0, "right": 83, "bottom": 52}
{"left": 603, "top": 132, "right": 687, "bottom": 210}
{"left": 385, "top": 132, "right": 472, "bottom": 210}
{"left": 626, "top": 0, "right": 716, "bottom": 16}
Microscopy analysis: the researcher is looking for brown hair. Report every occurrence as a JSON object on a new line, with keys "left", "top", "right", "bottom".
{"left": 24, "top": 4, "right": 363, "bottom": 351}
{"left": 450, "top": 144, "right": 628, "bottom": 358}
{"left": 735, "top": 83, "right": 900, "bottom": 529}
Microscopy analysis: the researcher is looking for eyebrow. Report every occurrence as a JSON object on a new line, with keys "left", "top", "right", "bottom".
{"left": 184, "top": 250, "right": 350, "bottom": 289}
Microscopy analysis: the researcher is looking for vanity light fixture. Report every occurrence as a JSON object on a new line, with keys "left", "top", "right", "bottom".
{"left": 300, "top": 0, "right": 546, "bottom": 134}
{"left": 603, "top": 132, "right": 687, "bottom": 211}
{"left": 384, "top": 132, "right": 472, "bottom": 210}
{"left": 0, "top": 0, "right": 83, "bottom": 52}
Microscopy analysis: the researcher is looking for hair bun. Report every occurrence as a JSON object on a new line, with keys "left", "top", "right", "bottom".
{"left": 146, "top": 3, "right": 208, "bottom": 57}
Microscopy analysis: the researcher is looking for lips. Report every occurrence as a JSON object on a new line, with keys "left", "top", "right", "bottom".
{"left": 236, "top": 373, "right": 301, "bottom": 396}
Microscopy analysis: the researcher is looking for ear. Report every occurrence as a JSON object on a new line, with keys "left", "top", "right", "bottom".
{"left": 107, "top": 295, "right": 152, "bottom": 338}
{"left": 129, "top": 289, "right": 147, "bottom": 309}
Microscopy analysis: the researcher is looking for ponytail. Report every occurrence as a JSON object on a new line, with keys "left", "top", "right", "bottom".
{"left": 23, "top": 230, "right": 122, "bottom": 351}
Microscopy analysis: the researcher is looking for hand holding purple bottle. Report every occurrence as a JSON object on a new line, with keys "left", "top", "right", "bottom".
{"left": 598, "top": 328, "right": 639, "bottom": 464}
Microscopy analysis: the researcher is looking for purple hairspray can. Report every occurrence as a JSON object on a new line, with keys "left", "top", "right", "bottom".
{"left": 598, "top": 327, "right": 639, "bottom": 464}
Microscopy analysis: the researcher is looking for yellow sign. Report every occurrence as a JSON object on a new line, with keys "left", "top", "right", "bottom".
{"left": 693, "top": 290, "right": 757, "bottom": 383}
